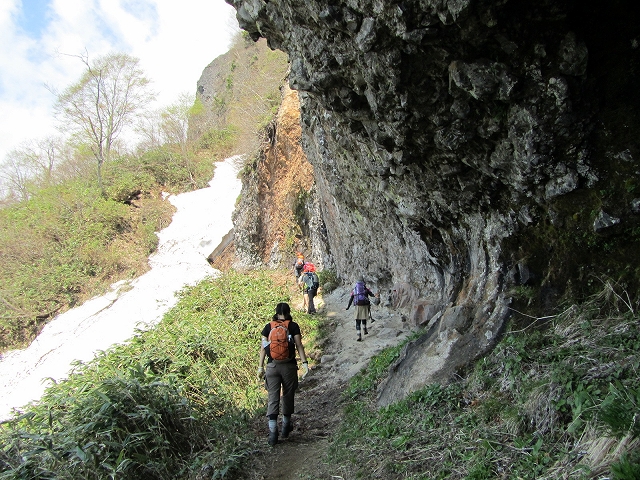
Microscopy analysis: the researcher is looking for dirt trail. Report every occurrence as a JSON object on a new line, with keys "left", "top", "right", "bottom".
{"left": 240, "top": 287, "right": 414, "bottom": 480}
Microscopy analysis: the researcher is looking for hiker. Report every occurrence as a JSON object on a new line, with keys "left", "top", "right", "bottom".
{"left": 298, "top": 262, "right": 319, "bottom": 314}
{"left": 257, "top": 302, "right": 309, "bottom": 446}
{"left": 292, "top": 252, "right": 305, "bottom": 280}
{"left": 345, "top": 277, "right": 377, "bottom": 341}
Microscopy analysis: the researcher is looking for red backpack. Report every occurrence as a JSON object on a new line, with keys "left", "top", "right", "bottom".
{"left": 268, "top": 320, "right": 292, "bottom": 361}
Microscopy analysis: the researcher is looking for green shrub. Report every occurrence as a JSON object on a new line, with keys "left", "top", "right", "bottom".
{"left": 198, "top": 126, "right": 237, "bottom": 153}
{"left": 327, "top": 282, "right": 640, "bottom": 479}
{"left": 611, "top": 452, "right": 640, "bottom": 480}
{"left": 0, "top": 270, "right": 314, "bottom": 479}
{"left": 103, "top": 161, "right": 154, "bottom": 202}
{"left": 317, "top": 269, "right": 339, "bottom": 292}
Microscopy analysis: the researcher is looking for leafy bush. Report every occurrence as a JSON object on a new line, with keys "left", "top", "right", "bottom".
{"left": 317, "top": 269, "right": 339, "bottom": 292}
{"left": 0, "top": 270, "right": 315, "bottom": 479}
{"left": 136, "top": 147, "right": 214, "bottom": 191}
{"left": 197, "top": 126, "right": 237, "bottom": 154}
{"left": 102, "top": 158, "right": 155, "bottom": 202}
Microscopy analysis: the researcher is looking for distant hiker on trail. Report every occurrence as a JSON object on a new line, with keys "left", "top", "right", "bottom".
{"left": 298, "top": 262, "right": 319, "bottom": 314}
{"left": 346, "top": 277, "right": 378, "bottom": 341}
{"left": 257, "top": 302, "right": 309, "bottom": 446}
{"left": 292, "top": 252, "right": 306, "bottom": 280}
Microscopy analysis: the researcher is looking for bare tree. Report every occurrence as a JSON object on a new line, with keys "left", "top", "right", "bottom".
{"left": 54, "top": 52, "right": 156, "bottom": 190}
{"left": 0, "top": 149, "right": 32, "bottom": 202}
{"left": 136, "top": 92, "right": 194, "bottom": 155}
{"left": 0, "top": 137, "right": 64, "bottom": 202}
{"left": 160, "top": 92, "right": 195, "bottom": 156}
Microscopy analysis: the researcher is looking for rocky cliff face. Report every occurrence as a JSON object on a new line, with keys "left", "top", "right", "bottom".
{"left": 225, "top": 0, "right": 640, "bottom": 403}
{"left": 232, "top": 86, "right": 329, "bottom": 270}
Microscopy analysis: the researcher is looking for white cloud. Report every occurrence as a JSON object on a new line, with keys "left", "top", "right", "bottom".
{"left": 0, "top": 0, "right": 239, "bottom": 161}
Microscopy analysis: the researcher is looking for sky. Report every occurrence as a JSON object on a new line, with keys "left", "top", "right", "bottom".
{"left": 0, "top": 0, "right": 240, "bottom": 162}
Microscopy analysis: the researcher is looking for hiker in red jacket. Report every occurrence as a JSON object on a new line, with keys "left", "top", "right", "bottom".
{"left": 292, "top": 252, "right": 305, "bottom": 281}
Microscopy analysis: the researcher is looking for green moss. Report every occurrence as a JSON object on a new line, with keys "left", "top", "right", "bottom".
{"left": 503, "top": 187, "right": 640, "bottom": 314}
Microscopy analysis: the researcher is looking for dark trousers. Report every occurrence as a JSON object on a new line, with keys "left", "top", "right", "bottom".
{"left": 265, "top": 361, "right": 299, "bottom": 418}
{"left": 306, "top": 288, "right": 317, "bottom": 313}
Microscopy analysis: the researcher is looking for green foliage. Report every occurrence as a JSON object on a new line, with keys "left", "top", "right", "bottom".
{"left": 317, "top": 269, "right": 339, "bottom": 289}
{"left": 198, "top": 126, "right": 237, "bottom": 154}
{"left": 599, "top": 384, "right": 640, "bottom": 438}
{"left": 0, "top": 270, "right": 310, "bottom": 479}
{"left": 343, "top": 339, "right": 414, "bottom": 401}
{"left": 0, "top": 181, "right": 131, "bottom": 349}
{"left": 189, "top": 97, "right": 204, "bottom": 116}
{"left": 132, "top": 147, "right": 215, "bottom": 191}
{"left": 611, "top": 452, "right": 640, "bottom": 480}
{"left": 328, "top": 282, "right": 640, "bottom": 479}
{"left": 103, "top": 157, "right": 155, "bottom": 202}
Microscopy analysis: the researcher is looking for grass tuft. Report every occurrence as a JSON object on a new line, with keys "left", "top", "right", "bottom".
{"left": 327, "top": 281, "right": 640, "bottom": 479}
{"left": 0, "top": 269, "right": 317, "bottom": 479}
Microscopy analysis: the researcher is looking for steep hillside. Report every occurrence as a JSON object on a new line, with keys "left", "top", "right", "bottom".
{"left": 226, "top": 0, "right": 640, "bottom": 402}
{"left": 191, "top": 34, "right": 289, "bottom": 158}
{"left": 232, "top": 85, "right": 327, "bottom": 269}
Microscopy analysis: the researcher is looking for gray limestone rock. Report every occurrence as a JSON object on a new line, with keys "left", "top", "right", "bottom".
{"left": 225, "top": 0, "right": 640, "bottom": 403}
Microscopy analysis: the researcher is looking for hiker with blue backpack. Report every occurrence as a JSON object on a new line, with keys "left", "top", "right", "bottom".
{"left": 298, "top": 262, "right": 319, "bottom": 314}
{"left": 346, "top": 277, "right": 378, "bottom": 341}
{"left": 257, "top": 302, "right": 309, "bottom": 446}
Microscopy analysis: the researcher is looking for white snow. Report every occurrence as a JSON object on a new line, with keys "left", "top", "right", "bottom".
{"left": 0, "top": 155, "right": 243, "bottom": 421}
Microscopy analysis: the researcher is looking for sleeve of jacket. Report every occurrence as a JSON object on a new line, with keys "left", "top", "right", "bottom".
{"left": 346, "top": 294, "right": 354, "bottom": 309}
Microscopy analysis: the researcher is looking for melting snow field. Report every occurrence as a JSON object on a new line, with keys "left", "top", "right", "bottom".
{"left": 0, "top": 156, "right": 243, "bottom": 421}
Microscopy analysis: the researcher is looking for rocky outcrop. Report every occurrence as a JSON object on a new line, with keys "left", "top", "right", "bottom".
{"left": 232, "top": 86, "right": 329, "bottom": 270}
{"left": 192, "top": 36, "right": 289, "bottom": 157}
{"left": 225, "top": 0, "right": 640, "bottom": 403}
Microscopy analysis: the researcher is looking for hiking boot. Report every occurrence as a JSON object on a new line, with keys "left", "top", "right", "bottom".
{"left": 363, "top": 328, "right": 369, "bottom": 335}
{"left": 357, "top": 334, "right": 362, "bottom": 342}
{"left": 268, "top": 430, "right": 278, "bottom": 446}
{"left": 281, "top": 422, "right": 293, "bottom": 438}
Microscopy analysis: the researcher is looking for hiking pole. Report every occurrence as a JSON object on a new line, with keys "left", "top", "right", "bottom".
{"left": 369, "top": 307, "right": 375, "bottom": 323}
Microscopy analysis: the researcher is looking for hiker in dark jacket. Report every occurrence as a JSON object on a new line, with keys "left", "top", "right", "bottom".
{"left": 257, "top": 302, "right": 309, "bottom": 446}
{"left": 346, "top": 277, "right": 377, "bottom": 341}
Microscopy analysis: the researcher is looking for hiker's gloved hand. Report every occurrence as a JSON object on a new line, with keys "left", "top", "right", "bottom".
{"left": 301, "top": 362, "right": 309, "bottom": 379}
{"left": 256, "top": 366, "right": 265, "bottom": 380}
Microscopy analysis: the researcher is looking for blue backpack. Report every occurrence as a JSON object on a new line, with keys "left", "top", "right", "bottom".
{"left": 354, "top": 281, "right": 370, "bottom": 306}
